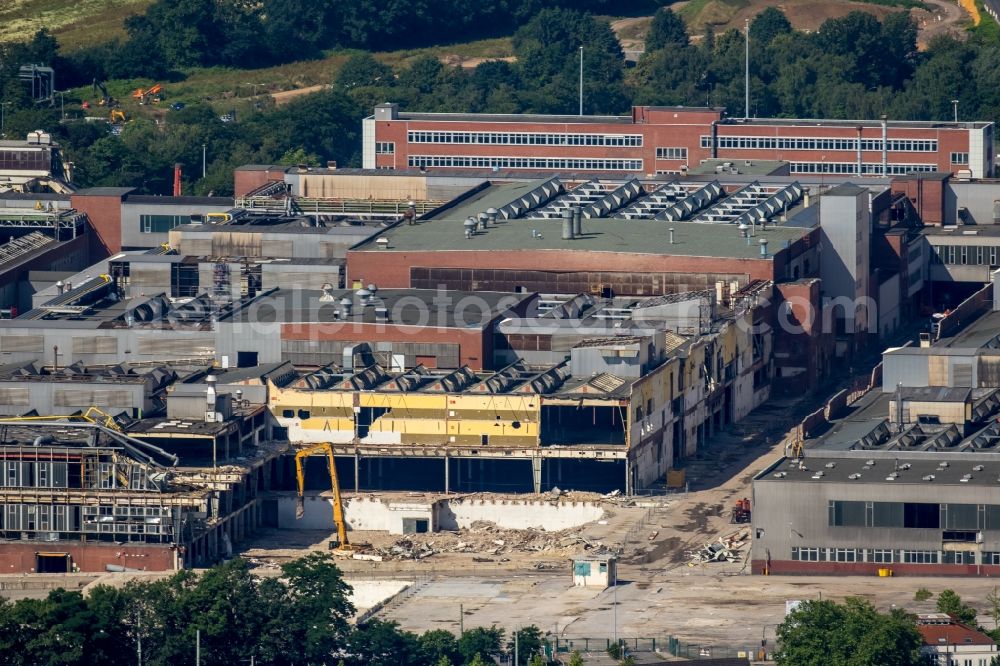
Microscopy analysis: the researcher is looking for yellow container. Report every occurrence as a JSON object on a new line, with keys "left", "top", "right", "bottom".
{"left": 667, "top": 468, "right": 686, "bottom": 488}
{"left": 878, "top": 568, "right": 891, "bottom": 577}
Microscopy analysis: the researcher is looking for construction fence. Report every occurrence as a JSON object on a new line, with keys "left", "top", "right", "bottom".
{"left": 547, "top": 636, "right": 769, "bottom": 661}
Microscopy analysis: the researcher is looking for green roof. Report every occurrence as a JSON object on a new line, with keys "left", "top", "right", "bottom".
{"left": 360, "top": 183, "right": 812, "bottom": 259}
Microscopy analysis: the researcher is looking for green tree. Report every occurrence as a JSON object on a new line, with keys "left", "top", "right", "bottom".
{"left": 419, "top": 629, "right": 461, "bottom": 665}
{"left": 568, "top": 651, "right": 585, "bottom": 666}
{"left": 937, "top": 589, "right": 977, "bottom": 625}
{"left": 347, "top": 619, "right": 421, "bottom": 665}
{"left": 337, "top": 53, "right": 395, "bottom": 90}
{"left": 512, "top": 8, "right": 627, "bottom": 114}
{"left": 506, "top": 625, "right": 544, "bottom": 665}
{"left": 774, "top": 597, "right": 922, "bottom": 666}
{"left": 645, "top": 7, "right": 688, "bottom": 51}
{"left": 459, "top": 626, "right": 505, "bottom": 664}
{"left": 987, "top": 586, "right": 1000, "bottom": 631}
{"left": 749, "top": 7, "right": 791, "bottom": 46}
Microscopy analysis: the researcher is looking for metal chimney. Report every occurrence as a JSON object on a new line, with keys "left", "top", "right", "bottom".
{"left": 561, "top": 209, "right": 573, "bottom": 240}
{"left": 571, "top": 205, "right": 583, "bottom": 238}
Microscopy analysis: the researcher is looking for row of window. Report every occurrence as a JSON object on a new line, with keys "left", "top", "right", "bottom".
{"left": 656, "top": 147, "right": 687, "bottom": 160}
{"left": 140, "top": 214, "right": 188, "bottom": 234}
{"left": 407, "top": 155, "right": 643, "bottom": 171}
{"left": 407, "top": 131, "right": 643, "bottom": 147}
{"left": 0, "top": 152, "right": 50, "bottom": 170}
{"left": 931, "top": 244, "right": 1000, "bottom": 266}
{"left": 951, "top": 152, "right": 970, "bottom": 165}
{"left": 789, "top": 162, "right": 936, "bottom": 175}
{"left": 793, "top": 547, "right": 1000, "bottom": 565}
{"left": 792, "top": 547, "right": 940, "bottom": 563}
{"left": 375, "top": 141, "right": 394, "bottom": 154}
{"left": 701, "top": 135, "right": 939, "bottom": 152}
{"left": 828, "top": 501, "right": 1000, "bottom": 530}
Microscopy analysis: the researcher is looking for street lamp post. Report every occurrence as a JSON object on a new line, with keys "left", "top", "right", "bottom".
{"left": 952, "top": 99, "right": 959, "bottom": 123}
{"left": 202, "top": 143, "right": 207, "bottom": 178}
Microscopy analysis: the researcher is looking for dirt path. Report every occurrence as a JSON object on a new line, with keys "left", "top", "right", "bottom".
{"left": 439, "top": 55, "right": 517, "bottom": 69}
{"left": 678, "top": 0, "right": 968, "bottom": 44}
{"left": 914, "top": 0, "right": 970, "bottom": 47}
{"left": 270, "top": 84, "right": 329, "bottom": 106}
{"left": 611, "top": 16, "right": 652, "bottom": 59}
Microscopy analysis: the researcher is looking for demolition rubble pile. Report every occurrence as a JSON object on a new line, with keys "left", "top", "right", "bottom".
{"left": 688, "top": 529, "right": 750, "bottom": 565}
{"left": 366, "top": 520, "right": 607, "bottom": 562}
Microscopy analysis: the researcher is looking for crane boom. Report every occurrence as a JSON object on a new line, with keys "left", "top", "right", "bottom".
{"left": 294, "top": 442, "right": 350, "bottom": 549}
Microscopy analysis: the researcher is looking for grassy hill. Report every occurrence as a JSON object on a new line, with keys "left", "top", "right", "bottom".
{"left": 61, "top": 37, "right": 515, "bottom": 123}
{"left": 0, "top": 0, "right": 151, "bottom": 49}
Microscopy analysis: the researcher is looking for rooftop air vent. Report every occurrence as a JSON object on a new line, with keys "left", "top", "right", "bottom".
{"left": 848, "top": 473, "right": 862, "bottom": 480}
{"left": 974, "top": 465, "right": 985, "bottom": 472}
{"left": 923, "top": 475, "right": 936, "bottom": 482}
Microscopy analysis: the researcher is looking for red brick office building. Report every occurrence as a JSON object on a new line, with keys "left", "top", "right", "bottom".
{"left": 365, "top": 104, "right": 994, "bottom": 179}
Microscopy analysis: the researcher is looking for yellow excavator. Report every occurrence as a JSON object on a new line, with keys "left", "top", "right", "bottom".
{"left": 294, "top": 442, "right": 363, "bottom": 553}
{"left": 6, "top": 406, "right": 123, "bottom": 431}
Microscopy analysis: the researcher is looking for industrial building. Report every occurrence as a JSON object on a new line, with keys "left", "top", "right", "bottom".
{"left": 364, "top": 104, "right": 995, "bottom": 178}
{"left": 269, "top": 336, "right": 680, "bottom": 494}
{"left": 346, "top": 173, "right": 917, "bottom": 392}
{"left": 752, "top": 274, "right": 1000, "bottom": 576}
{"left": 70, "top": 188, "right": 235, "bottom": 253}
{"left": 0, "top": 363, "right": 285, "bottom": 574}
{"left": 0, "top": 130, "right": 73, "bottom": 193}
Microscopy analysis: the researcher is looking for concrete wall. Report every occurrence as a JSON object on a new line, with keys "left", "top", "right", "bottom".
{"left": 819, "top": 188, "right": 870, "bottom": 333}
{"left": 121, "top": 200, "right": 234, "bottom": 250}
{"left": 0, "top": 380, "right": 151, "bottom": 416}
{"left": 947, "top": 181, "right": 1000, "bottom": 226}
{"left": 0, "top": 326, "right": 216, "bottom": 366}
{"left": 878, "top": 273, "right": 901, "bottom": 339}
{"left": 346, "top": 579, "right": 412, "bottom": 613}
{"left": 278, "top": 494, "right": 604, "bottom": 532}
{"left": 752, "top": 476, "right": 1000, "bottom": 567}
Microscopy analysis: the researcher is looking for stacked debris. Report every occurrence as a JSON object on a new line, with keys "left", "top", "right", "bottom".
{"left": 688, "top": 529, "right": 749, "bottom": 564}
{"left": 362, "top": 520, "right": 606, "bottom": 562}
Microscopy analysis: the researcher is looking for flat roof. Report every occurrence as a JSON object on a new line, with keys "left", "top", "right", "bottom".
{"left": 72, "top": 187, "right": 134, "bottom": 197}
{"left": 125, "top": 195, "right": 234, "bottom": 206}
{"left": 172, "top": 219, "right": 383, "bottom": 235}
{"left": 824, "top": 183, "right": 867, "bottom": 197}
{"left": 391, "top": 111, "right": 634, "bottom": 125}
{"left": 372, "top": 106, "right": 992, "bottom": 130}
{"left": 759, "top": 454, "right": 1000, "bottom": 487}
{"left": 357, "top": 182, "right": 811, "bottom": 258}
{"left": 922, "top": 225, "right": 1000, "bottom": 238}
{"left": 722, "top": 117, "right": 992, "bottom": 130}
{"left": 935, "top": 309, "right": 1000, "bottom": 349}
{"left": 222, "top": 287, "right": 530, "bottom": 328}
{"left": 177, "top": 362, "right": 292, "bottom": 386}
{"left": 687, "top": 159, "right": 788, "bottom": 176}
{"left": 235, "top": 165, "right": 284, "bottom": 172}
